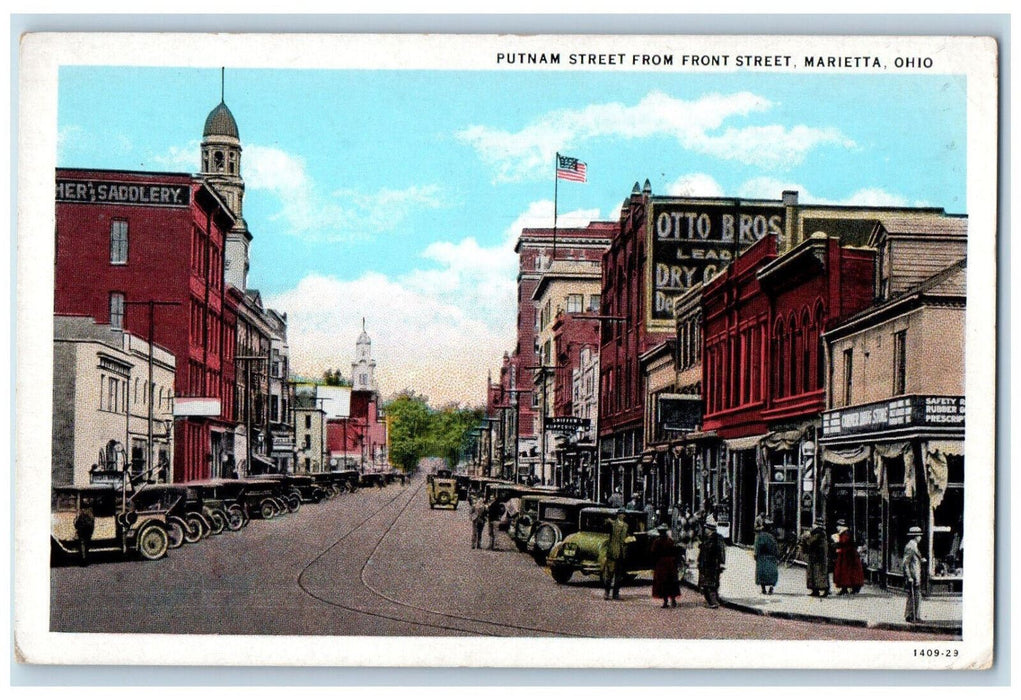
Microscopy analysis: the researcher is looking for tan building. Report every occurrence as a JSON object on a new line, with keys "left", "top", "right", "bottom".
{"left": 530, "top": 258, "right": 602, "bottom": 483}
{"left": 292, "top": 384, "right": 327, "bottom": 473}
{"left": 821, "top": 216, "right": 966, "bottom": 593}
{"left": 53, "top": 315, "right": 176, "bottom": 487}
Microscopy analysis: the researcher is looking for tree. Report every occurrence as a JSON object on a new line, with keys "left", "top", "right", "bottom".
{"left": 384, "top": 391, "right": 432, "bottom": 473}
{"left": 322, "top": 369, "right": 350, "bottom": 387}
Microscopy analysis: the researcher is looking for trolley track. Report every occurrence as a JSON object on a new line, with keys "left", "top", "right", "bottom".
{"left": 296, "top": 477, "right": 594, "bottom": 637}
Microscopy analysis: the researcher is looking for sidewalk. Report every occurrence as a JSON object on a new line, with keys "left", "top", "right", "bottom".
{"left": 681, "top": 543, "right": 962, "bottom": 636}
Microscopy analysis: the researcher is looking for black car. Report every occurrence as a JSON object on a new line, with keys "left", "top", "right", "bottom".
{"left": 513, "top": 496, "right": 600, "bottom": 564}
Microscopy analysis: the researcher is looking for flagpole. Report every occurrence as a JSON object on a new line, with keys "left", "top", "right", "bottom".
{"left": 552, "top": 152, "right": 559, "bottom": 262}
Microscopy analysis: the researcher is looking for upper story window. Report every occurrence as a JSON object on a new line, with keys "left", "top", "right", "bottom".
{"left": 842, "top": 348, "right": 854, "bottom": 407}
{"left": 566, "top": 294, "right": 583, "bottom": 314}
{"left": 893, "top": 330, "right": 907, "bottom": 395}
{"left": 110, "top": 220, "right": 128, "bottom": 264}
{"left": 109, "top": 292, "right": 125, "bottom": 330}
{"left": 588, "top": 294, "right": 600, "bottom": 312}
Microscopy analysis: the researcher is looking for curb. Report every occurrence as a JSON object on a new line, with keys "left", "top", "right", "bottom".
{"left": 680, "top": 577, "right": 961, "bottom": 636}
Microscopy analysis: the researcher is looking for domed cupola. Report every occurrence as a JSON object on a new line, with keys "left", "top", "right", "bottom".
{"left": 203, "top": 101, "right": 240, "bottom": 140}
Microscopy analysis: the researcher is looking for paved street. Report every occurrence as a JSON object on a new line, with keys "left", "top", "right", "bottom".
{"left": 51, "top": 476, "right": 954, "bottom": 640}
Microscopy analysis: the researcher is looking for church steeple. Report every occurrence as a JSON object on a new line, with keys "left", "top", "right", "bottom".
{"left": 201, "top": 68, "right": 250, "bottom": 290}
{"left": 351, "top": 320, "right": 377, "bottom": 392}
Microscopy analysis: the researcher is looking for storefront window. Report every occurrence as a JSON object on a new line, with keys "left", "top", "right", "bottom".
{"left": 931, "top": 454, "right": 964, "bottom": 578}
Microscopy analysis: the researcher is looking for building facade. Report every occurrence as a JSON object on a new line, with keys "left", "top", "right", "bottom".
{"left": 54, "top": 168, "right": 238, "bottom": 483}
{"left": 52, "top": 315, "right": 176, "bottom": 487}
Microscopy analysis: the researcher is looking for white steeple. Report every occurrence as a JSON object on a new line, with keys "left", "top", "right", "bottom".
{"left": 351, "top": 318, "right": 377, "bottom": 392}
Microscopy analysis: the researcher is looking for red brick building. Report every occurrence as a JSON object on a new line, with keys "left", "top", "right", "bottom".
{"left": 55, "top": 168, "right": 238, "bottom": 482}
{"left": 326, "top": 390, "right": 387, "bottom": 471}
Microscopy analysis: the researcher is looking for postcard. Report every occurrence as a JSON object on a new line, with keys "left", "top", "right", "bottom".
{"left": 15, "top": 31, "right": 997, "bottom": 670}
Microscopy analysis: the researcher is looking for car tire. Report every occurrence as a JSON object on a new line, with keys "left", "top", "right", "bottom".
{"left": 550, "top": 565, "right": 573, "bottom": 584}
{"left": 260, "top": 499, "right": 278, "bottom": 519}
{"left": 437, "top": 492, "right": 451, "bottom": 506}
{"left": 137, "top": 524, "right": 169, "bottom": 560}
{"left": 207, "top": 509, "right": 227, "bottom": 535}
{"left": 285, "top": 495, "right": 301, "bottom": 513}
{"left": 185, "top": 513, "right": 209, "bottom": 541}
{"left": 165, "top": 518, "right": 186, "bottom": 549}
{"left": 225, "top": 506, "right": 245, "bottom": 531}
{"left": 532, "top": 523, "right": 562, "bottom": 562}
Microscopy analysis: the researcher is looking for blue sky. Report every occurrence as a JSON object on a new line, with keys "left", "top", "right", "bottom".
{"left": 57, "top": 66, "right": 967, "bottom": 406}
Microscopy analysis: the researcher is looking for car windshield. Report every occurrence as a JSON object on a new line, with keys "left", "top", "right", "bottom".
{"left": 579, "top": 511, "right": 616, "bottom": 532}
{"left": 541, "top": 505, "right": 570, "bottom": 522}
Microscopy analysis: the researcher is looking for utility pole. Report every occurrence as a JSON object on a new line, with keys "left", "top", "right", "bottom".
{"left": 236, "top": 355, "right": 268, "bottom": 475}
{"left": 124, "top": 300, "right": 180, "bottom": 481}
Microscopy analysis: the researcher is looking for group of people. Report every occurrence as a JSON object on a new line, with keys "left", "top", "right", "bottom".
{"left": 468, "top": 494, "right": 501, "bottom": 550}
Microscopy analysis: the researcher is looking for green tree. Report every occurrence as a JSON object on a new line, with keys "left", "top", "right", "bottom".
{"left": 322, "top": 369, "right": 351, "bottom": 387}
{"left": 384, "top": 391, "right": 432, "bottom": 473}
{"left": 429, "top": 404, "right": 484, "bottom": 469}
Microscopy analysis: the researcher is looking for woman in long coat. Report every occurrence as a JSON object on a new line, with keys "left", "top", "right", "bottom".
{"left": 650, "top": 524, "right": 681, "bottom": 608}
{"left": 800, "top": 521, "right": 830, "bottom": 597}
{"left": 832, "top": 520, "right": 865, "bottom": 594}
{"left": 753, "top": 519, "right": 779, "bottom": 595}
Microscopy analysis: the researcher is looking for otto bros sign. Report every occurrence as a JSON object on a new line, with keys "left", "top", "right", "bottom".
{"left": 648, "top": 200, "right": 785, "bottom": 327}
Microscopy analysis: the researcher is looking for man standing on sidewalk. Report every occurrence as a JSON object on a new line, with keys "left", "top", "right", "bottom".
{"left": 903, "top": 526, "right": 925, "bottom": 622}
{"left": 697, "top": 516, "right": 726, "bottom": 608}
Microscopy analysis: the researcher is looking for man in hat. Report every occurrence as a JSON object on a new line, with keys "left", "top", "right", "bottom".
{"left": 833, "top": 519, "right": 865, "bottom": 595}
{"left": 697, "top": 515, "right": 726, "bottom": 608}
{"left": 801, "top": 519, "right": 831, "bottom": 597}
{"left": 903, "top": 526, "right": 925, "bottom": 622}
{"left": 603, "top": 508, "right": 629, "bottom": 600}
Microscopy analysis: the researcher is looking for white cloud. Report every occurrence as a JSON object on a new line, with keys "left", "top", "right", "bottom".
{"left": 149, "top": 139, "right": 200, "bottom": 171}
{"left": 664, "top": 173, "right": 727, "bottom": 197}
{"left": 737, "top": 176, "right": 914, "bottom": 207}
{"left": 264, "top": 202, "right": 604, "bottom": 407}
{"left": 457, "top": 90, "right": 855, "bottom": 181}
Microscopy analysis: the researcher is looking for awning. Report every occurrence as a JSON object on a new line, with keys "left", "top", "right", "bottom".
{"left": 250, "top": 454, "right": 277, "bottom": 473}
{"left": 723, "top": 434, "right": 768, "bottom": 451}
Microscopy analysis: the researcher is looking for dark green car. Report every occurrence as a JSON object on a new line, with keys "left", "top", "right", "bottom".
{"left": 545, "top": 507, "right": 655, "bottom": 584}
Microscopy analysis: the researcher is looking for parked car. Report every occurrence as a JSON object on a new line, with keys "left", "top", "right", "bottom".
{"left": 239, "top": 478, "right": 292, "bottom": 519}
{"left": 51, "top": 485, "right": 170, "bottom": 562}
{"left": 427, "top": 470, "right": 459, "bottom": 509}
{"left": 545, "top": 507, "right": 656, "bottom": 584}
{"left": 129, "top": 484, "right": 197, "bottom": 547}
{"left": 519, "top": 496, "right": 600, "bottom": 564}
{"left": 186, "top": 480, "right": 249, "bottom": 531}
{"left": 484, "top": 483, "right": 562, "bottom": 529}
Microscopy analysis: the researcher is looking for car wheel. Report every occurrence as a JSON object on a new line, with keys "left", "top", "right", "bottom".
{"left": 550, "top": 565, "right": 573, "bottom": 584}
{"left": 285, "top": 495, "right": 301, "bottom": 513}
{"left": 260, "top": 499, "right": 278, "bottom": 519}
{"left": 225, "top": 506, "right": 245, "bottom": 531}
{"left": 137, "top": 524, "right": 169, "bottom": 560}
{"left": 532, "top": 523, "right": 562, "bottom": 559}
{"left": 207, "top": 509, "right": 226, "bottom": 535}
{"left": 165, "top": 518, "right": 185, "bottom": 549}
{"left": 184, "top": 513, "right": 208, "bottom": 541}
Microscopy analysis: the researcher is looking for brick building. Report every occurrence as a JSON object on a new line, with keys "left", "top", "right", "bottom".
{"left": 54, "top": 168, "right": 238, "bottom": 482}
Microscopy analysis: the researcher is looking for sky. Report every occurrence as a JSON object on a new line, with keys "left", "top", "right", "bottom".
{"left": 56, "top": 66, "right": 967, "bottom": 407}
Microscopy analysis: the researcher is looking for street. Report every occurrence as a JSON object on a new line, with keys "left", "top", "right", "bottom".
{"left": 51, "top": 475, "right": 954, "bottom": 641}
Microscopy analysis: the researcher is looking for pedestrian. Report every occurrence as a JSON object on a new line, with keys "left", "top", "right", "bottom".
{"left": 643, "top": 500, "right": 658, "bottom": 530}
{"left": 469, "top": 497, "right": 486, "bottom": 549}
{"left": 486, "top": 496, "right": 502, "bottom": 550}
{"left": 903, "top": 525, "right": 925, "bottom": 623}
{"left": 608, "top": 487, "right": 624, "bottom": 509}
{"left": 603, "top": 508, "right": 629, "bottom": 600}
{"left": 73, "top": 501, "right": 95, "bottom": 566}
{"left": 626, "top": 493, "right": 640, "bottom": 511}
{"left": 753, "top": 519, "right": 779, "bottom": 595}
{"left": 800, "top": 520, "right": 831, "bottom": 597}
{"left": 696, "top": 515, "right": 726, "bottom": 608}
{"left": 650, "top": 523, "right": 681, "bottom": 608}
{"left": 833, "top": 519, "right": 865, "bottom": 595}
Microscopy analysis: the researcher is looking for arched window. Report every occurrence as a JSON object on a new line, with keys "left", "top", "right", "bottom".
{"left": 814, "top": 301, "right": 826, "bottom": 390}
{"left": 774, "top": 319, "right": 786, "bottom": 398}
{"left": 787, "top": 313, "right": 798, "bottom": 397}
{"left": 801, "top": 308, "right": 812, "bottom": 393}
{"left": 214, "top": 150, "right": 225, "bottom": 171}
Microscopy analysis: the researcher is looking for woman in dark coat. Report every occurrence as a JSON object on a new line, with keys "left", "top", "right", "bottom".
{"left": 650, "top": 524, "right": 681, "bottom": 608}
{"left": 753, "top": 519, "right": 779, "bottom": 595}
{"left": 832, "top": 520, "right": 865, "bottom": 594}
{"left": 800, "top": 521, "right": 831, "bottom": 597}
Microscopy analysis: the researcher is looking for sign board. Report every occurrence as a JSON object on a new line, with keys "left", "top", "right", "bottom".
{"left": 658, "top": 393, "right": 702, "bottom": 432}
{"left": 647, "top": 199, "right": 785, "bottom": 328}
{"left": 271, "top": 436, "right": 295, "bottom": 452}
{"left": 822, "top": 395, "right": 965, "bottom": 438}
{"left": 316, "top": 386, "right": 352, "bottom": 419}
{"left": 173, "top": 397, "right": 221, "bottom": 417}
{"left": 544, "top": 416, "right": 590, "bottom": 432}
{"left": 56, "top": 178, "right": 191, "bottom": 207}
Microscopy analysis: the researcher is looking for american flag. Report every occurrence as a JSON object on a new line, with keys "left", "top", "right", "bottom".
{"left": 556, "top": 155, "right": 587, "bottom": 183}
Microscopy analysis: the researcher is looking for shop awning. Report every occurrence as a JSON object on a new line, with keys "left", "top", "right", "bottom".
{"left": 250, "top": 454, "right": 277, "bottom": 473}
{"left": 723, "top": 434, "right": 768, "bottom": 451}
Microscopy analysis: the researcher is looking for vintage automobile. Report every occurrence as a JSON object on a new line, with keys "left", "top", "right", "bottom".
{"left": 52, "top": 485, "right": 170, "bottom": 562}
{"left": 545, "top": 507, "right": 656, "bottom": 585}
{"left": 128, "top": 484, "right": 199, "bottom": 547}
{"left": 454, "top": 474, "right": 472, "bottom": 500}
{"left": 485, "top": 483, "right": 562, "bottom": 529}
{"left": 239, "top": 477, "right": 292, "bottom": 519}
{"left": 186, "top": 480, "right": 249, "bottom": 531}
{"left": 333, "top": 469, "right": 360, "bottom": 492}
{"left": 270, "top": 474, "right": 327, "bottom": 504}
{"left": 516, "top": 496, "right": 600, "bottom": 564}
{"left": 427, "top": 469, "right": 459, "bottom": 509}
